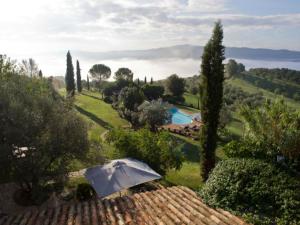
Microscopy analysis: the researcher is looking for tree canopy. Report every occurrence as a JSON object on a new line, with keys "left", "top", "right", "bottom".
{"left": 138, "top": 100, "right": 171, "bottom": 131}
{"left": 166, "top": 74, "right": 185, "bottom": 97}
{"left": 114, "top": 67, "right": 133, "bottom": 81}
{"left": 118, "top": 86, "right": 145, "bottom": 111}
{"left": 0, "top": 71, "right": 88, "bottom": 202}
{"left": 89, "top": 64, "right": 111, "bottom": 85}
{"left": 225, "top": 59, "right": 245, "bottom": 77}
{"left": 142, "top": 84, "right": 165, "bottom": 100}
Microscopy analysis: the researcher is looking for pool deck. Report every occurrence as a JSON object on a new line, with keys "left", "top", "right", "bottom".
{"left": 160, "top": 120, "right": 202, "bottom": 139}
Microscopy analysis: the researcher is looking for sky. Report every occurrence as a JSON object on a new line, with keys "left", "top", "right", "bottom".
{"left": 0, "top": 0, "right": 300, "bottom": 77}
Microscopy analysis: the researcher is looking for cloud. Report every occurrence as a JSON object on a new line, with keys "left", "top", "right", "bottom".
{"left": 1, "top": 0, "right": 300, "bottom": 76}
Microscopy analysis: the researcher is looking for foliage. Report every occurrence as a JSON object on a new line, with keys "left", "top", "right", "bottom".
{"left": 236, "top": 71, "right": 300, "bottom": 99}
{"left": 107, "top": 128, "right": 184, "bottom": 175}
{"left": 19, "top": 58, "right": 39, "bottom": 77}
{"left": 249, "top": 68, "right": 300, "bottom": 85}
{"left": 0, "top": 55, "right": 16, "bottom": 77}
{"left": 236, "top": 99, "right": 300, "bottom": 170}
{"left": 142, "top": 84, "right": 165, "bottom": 100}
{"left": 87, "top": 75, "right": 90, "bottom": 90}
{"left": 76, "top": 60, "right": 82, "bottom": 92}
{"left": 223, "top": 84, "right": 264, "bottom": 109}
{"left": 225, "top": 59, "right": 245, "bottom": 78}
{"left": 200, "top": 158, "right": 300, "bottom": 225}
{"left": 38, "top": 70, "right": 43, "bottom": 78}
{"left": 199, "top": 21, "right": 225, "bottom": 181}
{"left": 65, "top": 51, "right": 75, "bottom": 96}
{"left": 118, "top": 86, "right": 145, "bottom": 111}
{"left": 103, "top": 82, "right": 119, "bottom": 97}
{"left": 76, "top": 183, "right": 95, "bottom": 201}
{"left": 138, "top": 100, "right": 171, "bottom": 131}
{"left": 0, "top": 73, "right": 89, "bottom": 202}
{"left": 163, "top": 94, "right": 185, "bottom": 104}
{"left": 166, "top": 74, "right": 185, "bottom": 97}
{"left": 89, "top": 64, "right": 111, "bottom": 92}
{"left": 114, "top": 67, "right": 133, "bottom": 81}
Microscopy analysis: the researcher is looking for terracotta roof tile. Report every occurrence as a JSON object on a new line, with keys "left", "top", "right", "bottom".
{"left": 0, "top": 186, "right": 248, "bottom": 225}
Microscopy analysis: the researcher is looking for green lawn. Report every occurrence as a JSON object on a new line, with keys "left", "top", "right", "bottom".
{"left": 60, "top": 90, "right": 129, "bottom": 171}
{"left": 184, "top": 92, "right": 200, "bottom": 109}
{"left": 75, "top": 90, "right": 128, "bottom": 135}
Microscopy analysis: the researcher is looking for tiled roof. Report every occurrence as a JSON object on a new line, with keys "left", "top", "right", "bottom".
{"left": 0, "top": 186, "right": 248, "bottom": 225}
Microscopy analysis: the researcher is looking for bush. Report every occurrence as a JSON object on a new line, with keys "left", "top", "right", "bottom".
{"left": 107, "top": 128, "right": 184, "bottom": 175}
{"left": 163, "top": 94, "right": 185, "bottom": 104}
{"left": 103, "top": 96, "right": 113, "bottom": 103}
{"left": 76, "top": 183, "right": 95, "bottom": 201}
{"left": 200, "top": 158, "right": 300, "bottom": 225}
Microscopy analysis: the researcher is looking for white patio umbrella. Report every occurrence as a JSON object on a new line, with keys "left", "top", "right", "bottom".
{"left": 84, "top": 158, "right": 161, "bottom": 198}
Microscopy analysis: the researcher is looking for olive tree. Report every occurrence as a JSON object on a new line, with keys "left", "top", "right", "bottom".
{"left": 0, "top": 73, "right": 89, "bottom": 203}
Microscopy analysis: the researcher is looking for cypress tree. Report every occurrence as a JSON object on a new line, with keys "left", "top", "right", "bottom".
{"left": 87, "top": 75, "right": 90, "bottom": 91}
{"left": 76, "top": 60, "right": 82, "bottom": 93}
{"left": 38, "top": 70, "right": 43, "bottom": 78}
{"left": 65, "top": 51, "right": 75, "bottom": 96}
{"left": 144, "top": 76, "right": 147, "bottom": 84}
{"left": 150, "top": 77, "right": 153, "bottom": 84}
{"left": 199, "top": 21, "right": 225, "bottom": 181}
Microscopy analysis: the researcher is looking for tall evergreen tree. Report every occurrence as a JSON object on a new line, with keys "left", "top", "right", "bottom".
{"left": 199, "top": 21, "right": 225, "bottom": 181}
{"left": 87, "top": 75, "right": 90, "bottom": 90}
{"left": 65, "top": 51, "right": 75, "bottom": 96}
{"left": 144, "top": 76, "right": 147, "bottom": 84}
{"left": 150, "top": 77, "right": 153, "bottom": 84}
{"left": 137, "top": 78, "right": 140, "bottom": 86}
{"left": 76, "top": 60, "right": 82, "bottom": 93}
{"left": 38, "top": 70, "right": 43, "bottom": 78}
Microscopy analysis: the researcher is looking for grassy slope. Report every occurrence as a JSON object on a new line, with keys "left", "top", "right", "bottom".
{"left": 183, "top": 93, "right": 199, "bottom": 109}
{"left": 61, "top": 90, "right": 128, "bottom": 171}
{"left": 228, "top": 78, "right": 300, "bottom": 110}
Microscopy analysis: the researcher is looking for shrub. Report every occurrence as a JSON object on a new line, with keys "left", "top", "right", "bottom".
{"left": 200, "top": 158, "right": 300, "bottom": 225}
{"left": 107, "top": 128, "right": 184, "bottom": 175}
{"left": 103, "top": 96, "right": 113, "bottom": 103}
{"left": 163, "top": 94, "right": 185, "bottom": 104}
{"left": 76, "top": 183, "right": 95, "bottom": 201}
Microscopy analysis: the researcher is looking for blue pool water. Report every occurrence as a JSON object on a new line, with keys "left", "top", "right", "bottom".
{"left": 169, "top": 108, "right": 193, "bottom": 125}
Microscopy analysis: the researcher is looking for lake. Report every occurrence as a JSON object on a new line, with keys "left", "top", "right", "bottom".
{"left": 96, "top": 58, "right": 300, "bottom": 81}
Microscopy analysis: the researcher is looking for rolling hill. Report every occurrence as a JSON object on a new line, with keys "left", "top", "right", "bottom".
{"left": 75, "top": 44, "right": 300, "bottom": 62}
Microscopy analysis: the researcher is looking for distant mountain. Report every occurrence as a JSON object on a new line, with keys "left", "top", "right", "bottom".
{"left": 76, "top": 45, "right": 300, "bottom": 62}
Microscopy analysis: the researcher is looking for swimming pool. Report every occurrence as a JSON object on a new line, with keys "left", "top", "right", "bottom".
{"left": 169, "top": 108, "right": 193, "bottom": 125}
